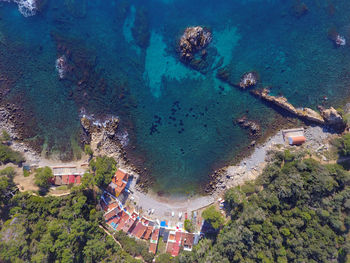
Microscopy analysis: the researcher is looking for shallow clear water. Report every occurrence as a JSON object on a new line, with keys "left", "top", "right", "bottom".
{"left": 1, "top": 0, "right": 350, "bottom": 193}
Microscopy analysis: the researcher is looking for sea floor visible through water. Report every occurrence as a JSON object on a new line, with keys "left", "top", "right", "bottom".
{"left": 1, "top": 0, "right": 350, "bottom": 194}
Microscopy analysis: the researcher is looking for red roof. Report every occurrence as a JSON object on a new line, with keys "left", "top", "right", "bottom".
{"left": 175, "top": 231, "right": 182, "bottom": 242}
{"left": 104, "top": 210, "right": 116, "bottom": 221}
{"left": 109, "top": 169, "right": 129, "bottom": 195}
{"left": 62, "top": 175, "right": 69, "bottom": 185}
{"left": 149, "top": 243, "right": 157, "bottom": 254}
{"left": 115, "top": 212, "right": 129, "bottom": 231}
{"left": 135, "top": 224, "right": 147, "bottom": 239}
{"left": 75, "top": 175, "right": 81, "bottom": 184}
{"left": 143, "top": 226, "right": 153, "bottom": 240}
{"left": 122, "top": 217, "right": 136, "bottom": 233}
{"left": 107, "top": 202, "right": 119, "bottom": 211}
{"left": 69, "top": 175, "right": 75, "bottom": 184}
{"left": 288, "top": 136, "right": 306, "bottom": 145}
{"left": 151, "top": 228, "right": 159, "bottom": 242}
{"left": 171, "top": 243, "right": 180, "bottom": 257}
{"left": 131, "top": 222, "right": 143, "bottom": 237}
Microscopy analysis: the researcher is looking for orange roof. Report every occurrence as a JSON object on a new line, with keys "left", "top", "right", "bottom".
{"left": 288, "top": 136, "right": 306, "bottom": 145}
{"left": 62, "top": 175, "right": 69, "bottom": 185}
{"left": 75, "top": 175, "right": 81, "bottom": 184}
{"left": 136, "top": 224, "right": 147, "bottom": 239}
{"left": 151, "top": 228, "right": 159, "bottom": 242}
{"left": 175, "top": 231, "right": 182, "bottom": 242}
{"left": 115, "top": 212, "right": 129, "bottom": 231}
{"left": 149, "top": 243, "right": 157, "bottom": 254}
{"left": 104, "top": 210, "right": 116, "bottom": 221}
{"left": 143, "top": 226, "right": 153, "bottom": 240}
{"left": 122, "top": 217, "right": 136, "bottom": 233}
{"left": 168, "top": 233, "right": 175, "bottom": 241}
{"left": 110, "top": 169, "right": 129, "bottom": 195}
{"left": 107, "top": 203, "right": 119, "bottom": 211}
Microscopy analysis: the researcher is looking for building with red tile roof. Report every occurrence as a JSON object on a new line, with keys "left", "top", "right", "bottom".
{"left": 107, "top": 169, "right": 129, "bottom": 197}
{"left": 104, "top": 209, "right": 116, "bottom": 221}
{"left": 135, "top": 224, "right": 147, "bottom": 239}
{"left": 181, "top": 232, "right": 195, "bottom": 251}
{"left": 149, "top": 243, "right": 157, "bottom": 254}
{"left": 115, "top": 212, "right": 129, "bottom": 232}
{"left": 69, "top": 175, "right": 75, "bottom": 184}
{"left": 143, "top": 226, "right": 153, "bottom": 240}
{"left": 75, "top": 175, "right": 81, "bottom": 184}
{"left": 122, "top": 216, "right": 136, "bottom": 233}
{"left": 62, "top": 174, "right": 69, "bottom": 185}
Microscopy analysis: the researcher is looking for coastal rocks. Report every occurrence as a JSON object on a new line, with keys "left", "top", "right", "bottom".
{"left": 327, "top": 28, "right": 346, "bottom": 47}
{"left": 252, "top": 89, "right": 345, "bottom": 131}
{"left": 179, "top": 26, "right": 212, "bottom": 62}
{"left": 252, "top": 89, "right": 325, "bottom": 125}
{"left": 80, "top": 114, "right": 120, "bottom": 141}
{"left": 55, "top": 55, "right": 68, "bottom": 79}
{"left": 239, "top": 72, "right": 258, "bottom": 89}
{"left": 318, "top": 106, "right": 345, "bottom": 129}
{"left": 235, "top": 116, "right": 261, "bottom": 137}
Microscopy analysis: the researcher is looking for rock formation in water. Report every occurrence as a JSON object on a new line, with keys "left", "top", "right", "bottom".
{"left": 179, "top": 26, "right": 212, "bottom": 62}
{"left": 239, "top": 72, "right": 258, "bottom": 89}
{"left": 235, "top": 116, "right": 261, "bottom": 137}
{"left": 252, "top": 89, "right": 345, "bottom": 128}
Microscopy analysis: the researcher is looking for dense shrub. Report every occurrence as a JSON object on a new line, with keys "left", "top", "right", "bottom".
{"left": 0, "top": 191, "right": 139, "bottom": 263}
{"left": 90, "top": 156, "right": 117, "bottom": 187}
{"left": 179, "top": 151, "right": 350, "bottom": 262}
{"left": 0, "top": 144, "right": 25, "bottom": 165}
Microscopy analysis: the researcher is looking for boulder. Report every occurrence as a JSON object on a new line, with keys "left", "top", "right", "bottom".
{"left": 179, "top": 26, "right": 212, "bottom": 61}
{"left": 318, "top": 106, "right": 343, "bottom": 126}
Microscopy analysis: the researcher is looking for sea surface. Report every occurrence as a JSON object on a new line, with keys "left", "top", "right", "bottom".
{"left": 1, "top": 0, "right": 350, "bottom": 194}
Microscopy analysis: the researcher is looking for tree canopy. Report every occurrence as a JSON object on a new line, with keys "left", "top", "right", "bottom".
{"left": 202, "top": 206, "right": 224, "bottom": 229}
{"left": 0, "top": 144, "right": 25, "bottom": 165}
{"left": 89, "top": 156, "right": 117, "bottom": 187}
{"left": 34, "top": 166, "right": 53, "bottom": 194}
{"left": 0, "top": 190, "right": 140, "bottom": 263}
{"left": 178, "top": 150, "right": 350, "bottom": 262}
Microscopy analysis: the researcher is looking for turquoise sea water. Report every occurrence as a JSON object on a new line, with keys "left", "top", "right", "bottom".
{"left": 1, "top": 0, "right": 350, "bottom": 193}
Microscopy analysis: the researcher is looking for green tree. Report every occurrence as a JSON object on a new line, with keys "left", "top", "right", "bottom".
{"left": 0, "top": 144, "right": 25, "bottom": 165}
{"left": 34, "top": 166, "right": 53, "bottom": 194}
{"left": 84, "top": 144, "right": 93, "bottom": 157}
{"left": 184, "top": 219, "right": 195, "bottom": 233}
{"left": 202, "top": 205, "right": 224, "bottom": 229}
{"left": 89, "top": 156, "right": 117, "bottom": 187}
{"left": 1, "top": 130, "right": 11, "bottom": 141}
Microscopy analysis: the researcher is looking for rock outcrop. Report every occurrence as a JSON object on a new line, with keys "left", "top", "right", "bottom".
{"left": 239, "top": 72, "right": 258, "bottom": 89}
{"left": 235, "top": 116, "right": 261, "bottom": 137}
{"left": 179, "top": 26, "right": 212, "bottom": 61}
{"left": 318, "top": 106, "right": 345, "bottom": 128}
{"left": 252, "top": 89, "right": 326, "bottom": 124}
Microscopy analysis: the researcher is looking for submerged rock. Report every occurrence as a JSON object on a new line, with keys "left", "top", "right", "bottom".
{"left": 179, "top": 26, "right": 212, "bottom": 62}
{"left": 235, "top": 116, "right": 261, "bottom": 137}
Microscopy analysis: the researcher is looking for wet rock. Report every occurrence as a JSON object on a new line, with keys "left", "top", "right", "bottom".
{"left": 235, "top": 116, "right": 261, "bottom": 137}
{"left": 179, "top": 26, "right": 212, "bottom": 62}
{"left": 239, "top": 72, "right": 258, "bottom": 89}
